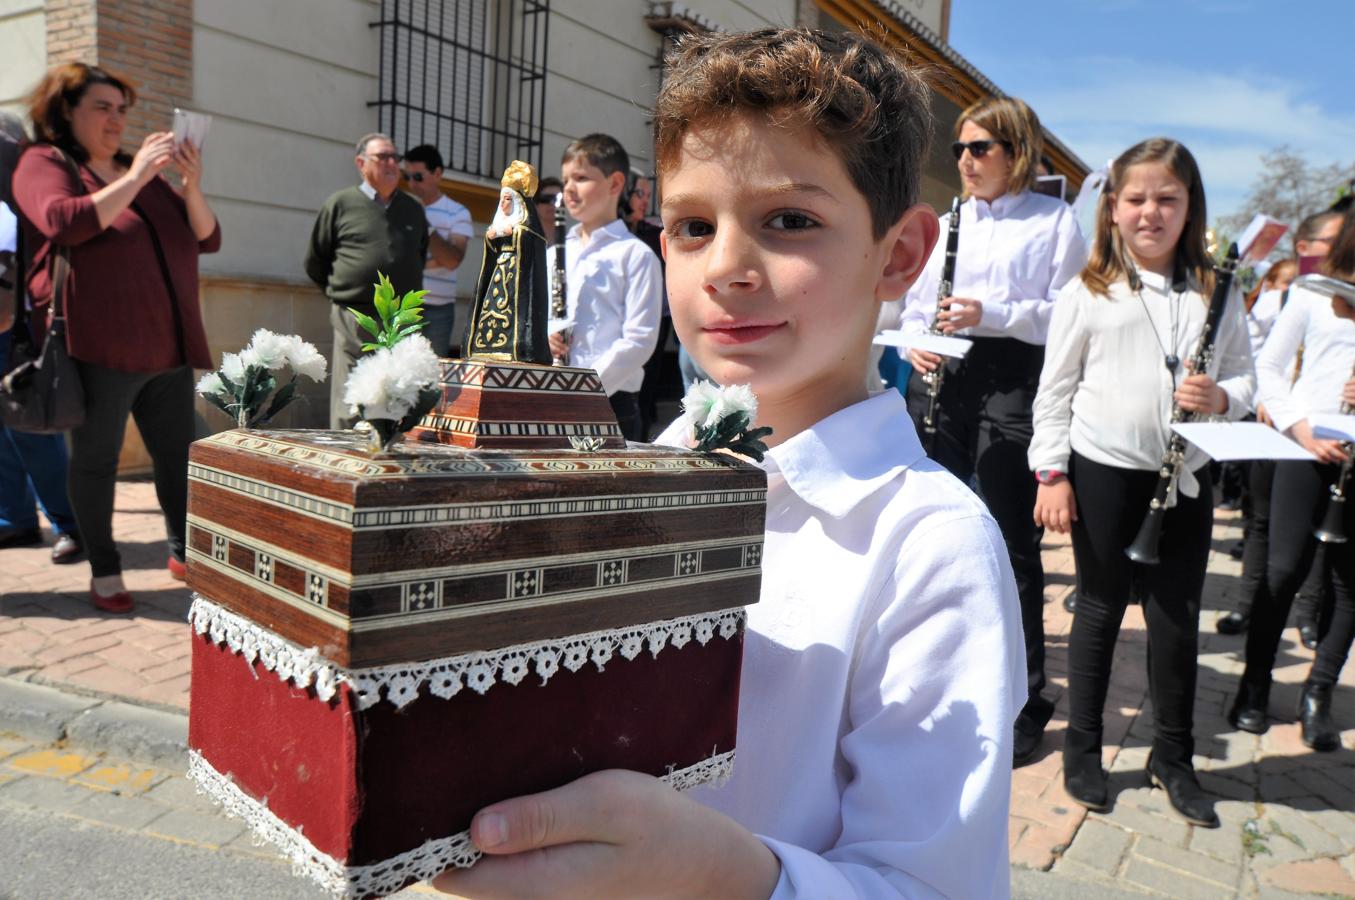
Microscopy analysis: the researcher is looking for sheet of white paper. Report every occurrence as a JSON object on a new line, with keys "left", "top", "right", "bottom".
{"left": 1310, "top": 414, "right": 1355, "bottom": 443}
{"left": 872, "top": 330, "right": 973, "bottom": 358}
{"left": 1171, "top": 422, "right": 1315, "bottom": 461}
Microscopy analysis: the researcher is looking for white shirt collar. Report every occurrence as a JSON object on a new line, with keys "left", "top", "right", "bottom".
{"left": 764, "top": 391, "right": 925, "bottom": 519}
{"left": 568, "top": 217, "right": 630, "bottom": 246}
{"left": 971, "top": 190, "right": 1030, "bottom": 219}
{"left": 357, "top": 181, "right": 393, "bottom": 207}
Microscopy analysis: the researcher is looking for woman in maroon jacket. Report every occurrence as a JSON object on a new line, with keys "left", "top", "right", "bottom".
{"left": 13, "top": 63, "right": 220, "bottom": 613}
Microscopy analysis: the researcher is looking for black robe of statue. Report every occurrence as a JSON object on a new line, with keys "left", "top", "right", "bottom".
{"left": 462, "top": 194, "right": 551, "bottom": 365}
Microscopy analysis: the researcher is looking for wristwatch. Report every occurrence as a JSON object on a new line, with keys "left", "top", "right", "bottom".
{"left": 1034, "top": 468, "right": 1066, "bottom": 485}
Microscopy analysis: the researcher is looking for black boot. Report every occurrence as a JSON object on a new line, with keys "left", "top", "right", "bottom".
{"left": 1062, "top": 727, "right": 1108, "bottom": 812}
{"left": 1147, "top": 753, "right": 1219, "bottom": 828}
{"left": 1216, "top": 610, "right": 1249, "bottom": 635}
{"left": 1298, "top": 682, "right": 1341, "bottom": 752}
{"left": 1227, "top": 678, "right": 1270, "bottom": 734}
{"left": 1014, "top": 696, "right": 1055, "bottom": 767}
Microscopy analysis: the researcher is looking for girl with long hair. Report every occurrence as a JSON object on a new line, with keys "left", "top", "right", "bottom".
{"left": 1029, "top": 138, "right": 1255, "bottom": 826}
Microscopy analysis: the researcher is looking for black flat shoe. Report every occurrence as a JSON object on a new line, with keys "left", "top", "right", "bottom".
{"left": 1216, "top": 610, "right": 1249, "bottom": 635}
{"left": 1227, "top": 541, "right": 1244, "bottom": 560}
{"left": 1228, "top": 679, "right": 1270, "bottom": 734}
{"left": 51, "top": 532, "right": 84, "bottom": 565}
{"left": 1298, "top": 682, "right": 1341, "bottom": 752}
{"left": 1147, "top": 753, "right": 1219, "bottom": 828}
{"left": 0, "top": 526, "right": 43, "bottom": 549}
{"left": 1298, "top": 620, "right": 1320, "bottom": 651}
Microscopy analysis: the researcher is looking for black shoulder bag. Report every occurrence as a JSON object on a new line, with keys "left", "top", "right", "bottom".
{"left": 0, "top": 148, "right": 87, "bottom": 433}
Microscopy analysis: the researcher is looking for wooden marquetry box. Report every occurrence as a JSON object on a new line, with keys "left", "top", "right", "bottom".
{"left": 184, "top": 411, "right": 765, "bottom": 898}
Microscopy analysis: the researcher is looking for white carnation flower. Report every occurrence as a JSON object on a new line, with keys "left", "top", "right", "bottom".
{"left": 220, "top": 352, "right": 246, "bottom": 383}
{"left": 236, "top": 345, "right": 265, "bottom": 372}
{"left": 680, "top": 380, "right": 723, "bottom": 432}
{"left": 245, "top": 329, "right": 292, "bottom": 370}
{"left": 719, "top": 383, "right": 758, "bottom": 423}
{"left": 343, "top": 336, "right": 440, "bottom": 420}
{"left": 284, "top": 337, "right": 328, "bottom": 382}
{"left": 196, "top": 371, "right": 225, "bottom": 397}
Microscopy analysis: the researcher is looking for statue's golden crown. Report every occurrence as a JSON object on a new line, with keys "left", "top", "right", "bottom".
{"left": 501, "top": 160, "right": 538, "bottom": 198}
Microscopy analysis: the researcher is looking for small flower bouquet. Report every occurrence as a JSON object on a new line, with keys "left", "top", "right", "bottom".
{"left": 197, "top": 330, "right": 327, "bottom": 428}
{"left": 342, "top": 273, "right": 441, "bottom": 451}
{"left": 680, "top": 381, "right": 773, "bottom": 462}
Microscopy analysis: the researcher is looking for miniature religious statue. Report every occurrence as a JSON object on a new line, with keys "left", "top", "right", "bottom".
{"left": 463, "top": 161, "right": 551, "bottom": 365}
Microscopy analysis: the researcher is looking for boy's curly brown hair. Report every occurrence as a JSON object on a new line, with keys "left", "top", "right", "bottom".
{"left": 653, "top": 27, "right": 933, "bottom": 239}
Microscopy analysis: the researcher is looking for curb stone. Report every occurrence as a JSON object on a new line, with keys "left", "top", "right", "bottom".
{"left": 0, "top": 676, "right": 187, "bottom": 767}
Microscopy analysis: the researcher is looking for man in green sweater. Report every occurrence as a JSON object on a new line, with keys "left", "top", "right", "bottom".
{"left": 304, "top": 133, "right": 429, "bottom": 428}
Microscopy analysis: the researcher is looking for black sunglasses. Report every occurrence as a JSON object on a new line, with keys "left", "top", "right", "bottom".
{"left": 951, "top": 140, "right": 1012, "bottom": 160}
{"left": 401, "top": 170, "right": 428, "bottom": 183}
{"left": 535, "top": 193, "right": 560, "bottom": 205}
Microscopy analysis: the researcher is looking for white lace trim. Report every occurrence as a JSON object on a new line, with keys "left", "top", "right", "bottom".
{"left": 188, "top": 595, "right": 745, "bottom": 710}
{"left": 189, "top": 748, "right": 735, "bottom": 898}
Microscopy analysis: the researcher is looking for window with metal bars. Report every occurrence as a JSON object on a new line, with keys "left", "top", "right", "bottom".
{"left": 370, "top": 0, "right": 550, "bottom": 183}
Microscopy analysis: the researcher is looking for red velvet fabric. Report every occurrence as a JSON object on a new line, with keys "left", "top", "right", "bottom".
{"left": 189, "top": 627, "right": 743, "bottom": 874}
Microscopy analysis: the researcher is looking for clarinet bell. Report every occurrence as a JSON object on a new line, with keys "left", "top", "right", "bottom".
{"left": 1314, "top": 492, "right": 1348, "bottom": 544}
{"left": 1125, "top": 508, "right": 1164, "bottom": 565}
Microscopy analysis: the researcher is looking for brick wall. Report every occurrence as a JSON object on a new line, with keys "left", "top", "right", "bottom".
{"left": 43, "top": 0, "right": 192, "bottom": 148}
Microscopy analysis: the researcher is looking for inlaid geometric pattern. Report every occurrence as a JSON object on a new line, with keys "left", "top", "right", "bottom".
{"left": 509, "top": 569, "right": 541, "bottom": 598}
{"left": 255, "top": 552, "right": 274, "bottom": 583}
{"left": 436, "top": 360, "right": 603, "bottom": 394}
{"left": 401, "top": 580, "right": 441, "bottom": 612}
{"left": 189, "top": 465, "right": 353, "bottom": 524}
{"left": 307, "top": 574, "right": 328, "bottom": 606}
{"left": 418, "top": 415, "right": 622, "bottom": 439}
{"left": 600, "top": 559, "right": 627, "bottom": 587}
{"left": 212, "top": 534, "right": 228, "bottom": 562}
{"left": 206, "top": 431, "right": 737, "bottom": 480}
{"left": 678, "top": 551, "right": 699, "bottom": 576}
{"left": 744, "top": 544, "right": 762, "bottom": 568}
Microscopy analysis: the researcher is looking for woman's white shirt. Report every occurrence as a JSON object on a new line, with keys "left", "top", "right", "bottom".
{"left": 1029, "top": 271, "right": 1255, "bottom": 495}
{"left": 894, "top": 191, "right": 1087, "bottom": 346}
{"left": 1256, "top": 284, "right": 1355, "bottom": 434}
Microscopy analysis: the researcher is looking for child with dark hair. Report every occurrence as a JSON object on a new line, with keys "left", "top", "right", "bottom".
{"left": 549, "top": 133, "right": 662, "bottom": 441}
{"left": 434, "top": 27, "right": 1022, "bottom": 899}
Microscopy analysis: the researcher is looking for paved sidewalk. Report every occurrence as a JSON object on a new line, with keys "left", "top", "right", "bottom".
{"left": 2, "top": 478, "right": 1354, "bottom": 897}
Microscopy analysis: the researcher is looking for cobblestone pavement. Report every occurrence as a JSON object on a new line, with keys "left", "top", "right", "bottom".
{"left": 2, "top": 478, "right": 1354, "bottom": 896}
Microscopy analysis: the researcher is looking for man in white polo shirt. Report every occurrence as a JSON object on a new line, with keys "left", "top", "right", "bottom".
{"left": 403, "top": 145, "right": 474, "bottom": 356}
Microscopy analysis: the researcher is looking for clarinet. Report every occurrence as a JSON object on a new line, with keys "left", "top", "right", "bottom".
{"left": 1313, "top": 360, "right": 1355, "bottom": 544}
{"left": 1126, "top": 243, "right": 1239, "bottom": 564}
{"left": 920, "top": 197, "right": 962, "bottom": 454}
{"left": 550, "top": 193, "right": 569, "bottom": 366}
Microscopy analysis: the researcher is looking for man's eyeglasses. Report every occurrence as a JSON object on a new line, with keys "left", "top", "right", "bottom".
{"left": 402, "top": 171, "right": 426, "bottom": 183}
{"left": 951, "top": 140, "right": 1012, "bottom": 160}
{"left": 364, "top": 152, "right": 402, "bottom": 164}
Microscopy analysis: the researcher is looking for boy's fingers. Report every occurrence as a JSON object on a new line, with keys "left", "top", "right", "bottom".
{"left": 470, "top": 772, "right": 630, "bottom": 855}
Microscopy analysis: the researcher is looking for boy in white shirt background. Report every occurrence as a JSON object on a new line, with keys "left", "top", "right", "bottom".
{"left": 434, "top": 27, "right": 1024, "bottom": 900}
{"left": 548, "top": 134, "right": 662, "bottom": 442}
{"left": 402, "top": 144, "right": 474, "bottom": 357}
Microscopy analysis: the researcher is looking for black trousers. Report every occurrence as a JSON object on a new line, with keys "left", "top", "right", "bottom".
{"left": 1243, "top": 461, "right": 1355, "bottom": 689}
{"left": 609, "top": 390, "right": 643, "bottom": 444}
{"left": 1238, "top": 459, "right": 1330, "bottom": 624}
{"left": 907, "top": 336, "right": 1048, "bottom": 713}
{"left": 1066, "top": 453, "right": 1212, "bottom": 765}
{"left": 69, "top": 362, "right": 194, "bottom": 577}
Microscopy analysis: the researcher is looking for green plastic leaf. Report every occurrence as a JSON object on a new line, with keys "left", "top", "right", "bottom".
{"left": 351, "top": 310, "right": 381, "bottom": 340}
{"left": 400, "top": 289, "right": 429, "bottom": 311}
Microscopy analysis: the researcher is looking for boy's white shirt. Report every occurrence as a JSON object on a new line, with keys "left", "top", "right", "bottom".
{"left": 890, "top": 190, "right": 1086, "bottom": 346}
{"left": 1028, "top": 271, "right": 1255, "bottom": 497}
{"left": 547, "top": 218, "right": 662, "bottom": 395}
{"left": 655, "top": 391, "right": 1025, "bottom": 899}
{"left": 1256, "top": 284, "right": 1355, "bottom": 434}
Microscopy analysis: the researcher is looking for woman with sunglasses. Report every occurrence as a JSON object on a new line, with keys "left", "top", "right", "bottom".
{"left": 894, "top": 96, "right": 1087, "bottom": 768}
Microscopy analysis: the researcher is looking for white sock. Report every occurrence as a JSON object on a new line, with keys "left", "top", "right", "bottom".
{"left": 92, "top": 574, "right": 127, "bottom": 596}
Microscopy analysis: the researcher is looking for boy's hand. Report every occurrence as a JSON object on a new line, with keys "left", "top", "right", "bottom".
{"left": 907, "top": 348, "right": 942, "bottom": 373}
{"left": 548, "top": 331, "right": 570, "bottom": 358}
{"left": 1033, "top": 479, "right": 1076, "bottom": 534}
{"left": 431, "top": 769, "right": 780, "bottom": 900}
{"left": 938, "top": 296, "right": 982, "bottom": 333}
